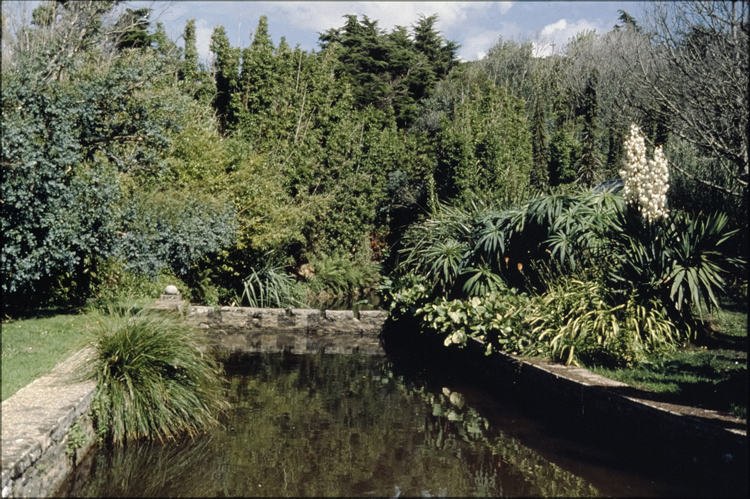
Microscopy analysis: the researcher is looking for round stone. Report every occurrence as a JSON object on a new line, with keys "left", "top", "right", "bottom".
{"left": 165, "top": 285, "right": 179, "bottom": 295}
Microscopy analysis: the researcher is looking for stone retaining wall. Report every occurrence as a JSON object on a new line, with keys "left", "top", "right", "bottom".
{"left": 488, "top": 345, "right": 747, "bottom": 466}
{"left": 1, "top": 349, "right": 96, "bottom": 498}
{"left": 398, "top": 329, "right": 747, "bottom": 474}
{"left": 186, "top": 305, "right": 388, "bottom": 355}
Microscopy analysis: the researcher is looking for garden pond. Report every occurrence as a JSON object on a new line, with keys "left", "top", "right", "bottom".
{"left": 56, "top": 351, "right": 744, "bottom": 497}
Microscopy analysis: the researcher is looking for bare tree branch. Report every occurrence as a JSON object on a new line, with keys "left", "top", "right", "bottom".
{"left": 593, "top": 1, "right": 748, "bottom": 196}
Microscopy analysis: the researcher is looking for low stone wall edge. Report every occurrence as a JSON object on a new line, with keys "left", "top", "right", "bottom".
{"left": 185, "top": 305, "right": 389, "bottom": 355}
{"left": 1, "top": 349, "right": 97, "bottom": 498}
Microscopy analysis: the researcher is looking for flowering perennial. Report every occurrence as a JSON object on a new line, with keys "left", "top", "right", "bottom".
{"left": 620, "top": 124, "right": 670, "bottom": 223}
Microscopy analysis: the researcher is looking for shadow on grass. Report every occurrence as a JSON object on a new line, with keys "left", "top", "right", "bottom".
{"left": 603, "top": 381, "right": 747, "bottom": 430}
{"left": 693, "top": 329, "right": 749, "bottom": 350}
{"left": 597, "top": 353, "right": 748, "bottom": 419}
{"left": 2, "top": 306, "right": 84, "bottom": 322}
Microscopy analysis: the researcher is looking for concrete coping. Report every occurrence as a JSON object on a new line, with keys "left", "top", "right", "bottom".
{"left": 469, "top": 337, "right": 747, "bottom": 444}
{"left": 1, "top": 348, "right": 96, "bottom": 498}
{"left": 185, "top": 304, "right": 389, "bottom": 320}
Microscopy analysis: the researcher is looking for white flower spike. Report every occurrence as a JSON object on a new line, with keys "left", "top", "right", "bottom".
{"left": 621, "top": 124, "right": 669, "bottom": 223}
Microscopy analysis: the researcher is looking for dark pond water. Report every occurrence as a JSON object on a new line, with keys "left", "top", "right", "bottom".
{"left": 56, "top": 353, "right": 744, "bottom": 497}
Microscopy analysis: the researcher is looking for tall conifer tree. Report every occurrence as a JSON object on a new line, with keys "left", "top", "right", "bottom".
{"left": 182, "top": 18, "right": 198, "bottom": 82}
{"left": 210, "top": 25, "right": 241, "bottom": 132}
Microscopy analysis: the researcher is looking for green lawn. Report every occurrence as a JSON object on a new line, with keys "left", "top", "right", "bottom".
{"left": 587, "top": 348, "right": 747, "bottom": 417}
{"left": 585, "top": 306, "right": 748, "bottom": 418}
{"left": 1, "top": 310, "right": 99, "bottom": 401}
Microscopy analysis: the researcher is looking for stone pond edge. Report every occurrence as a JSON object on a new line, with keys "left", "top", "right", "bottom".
{"left": 2, "top": 303, "right": 745, "bottom": 496}
{"left": 463, "top": 337, "right": 747, "bottom": 469}
{"left": 1, "top": 349, "right": 96, "bottom": 498}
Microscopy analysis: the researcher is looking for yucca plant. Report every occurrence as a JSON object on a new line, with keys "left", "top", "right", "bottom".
{"left": 399, "top": 204, "right": 475, "bottom": 272}
{"left": 605, "top": 207, "right": 742, "bottom": 325}
{"left": 523, "top": 192, "right": 578, "bottom": 229}
{"left": 666, "top": 211, "right": 742, "bottom": 320}
{"left": 461, "top": 263, "right": 507, "bottom": 297}
{"left": 422, "top": 239, "right": 469, "bottom": 292}
{"left": 470, "top": 209, "right": 515, "bottom": 268}
{"left": 84, "top": 304, "right": 228, "bottom": 445}
{"left": 481, "top": 188, "right": 622, "bottom": 291}
{"left": 397, "top": 189, "right": 621, "bottom": 298}
{"left": 545, "top": 190, "right": 624, "bottom": 271}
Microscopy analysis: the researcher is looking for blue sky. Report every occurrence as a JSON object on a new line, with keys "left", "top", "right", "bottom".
{"left": 135, "top": 1, "right": 644, "bottom": 61}
{"left": 8, "top": 1, "right": 645, "bottom": 61}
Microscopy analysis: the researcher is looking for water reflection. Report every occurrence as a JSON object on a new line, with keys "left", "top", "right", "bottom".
{"left": 57, "top": 353, "right": 600, "bottom": 497}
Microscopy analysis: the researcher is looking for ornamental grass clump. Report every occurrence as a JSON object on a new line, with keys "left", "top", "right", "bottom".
{"left": 620, "top": 123, "right": 670, "bottom": 223}
{"left": 85, "top": 304, "right": 228, "bottom": 445}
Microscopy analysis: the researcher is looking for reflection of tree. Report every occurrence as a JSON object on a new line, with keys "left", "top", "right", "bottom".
{"left": 57, "top": 354, "right": 599, "bottom": 497}
{"left": 57, "top": 435, "right": 219, "bottom": 497}
{"left": 404, "top": 385, "right": 600, "bottom": 497}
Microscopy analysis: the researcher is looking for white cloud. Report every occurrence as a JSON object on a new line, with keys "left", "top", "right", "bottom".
{"left": 456, "top": 17, "right": 534, "bottom": 61}
{"left": 461, "top": 30, "right": 503, "bottom": 61}
{"left": 194, "top": 18, "right": 214, "bottom": 63}
{"left": 532, "top": 18, "right": 603, "bottom": 57}
{"left": 496, "top": 2, "right": 514, "bottom": 15}
{"left": 540, "top": 18, "right": 568, "bottom": 37}
{"left": 273, "top": 2, "right": 496, "bottom": 35}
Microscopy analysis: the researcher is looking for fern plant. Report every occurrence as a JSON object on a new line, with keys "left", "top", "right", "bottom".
{"left": 305, "top": 252, "right": 381, "bottom": 297}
